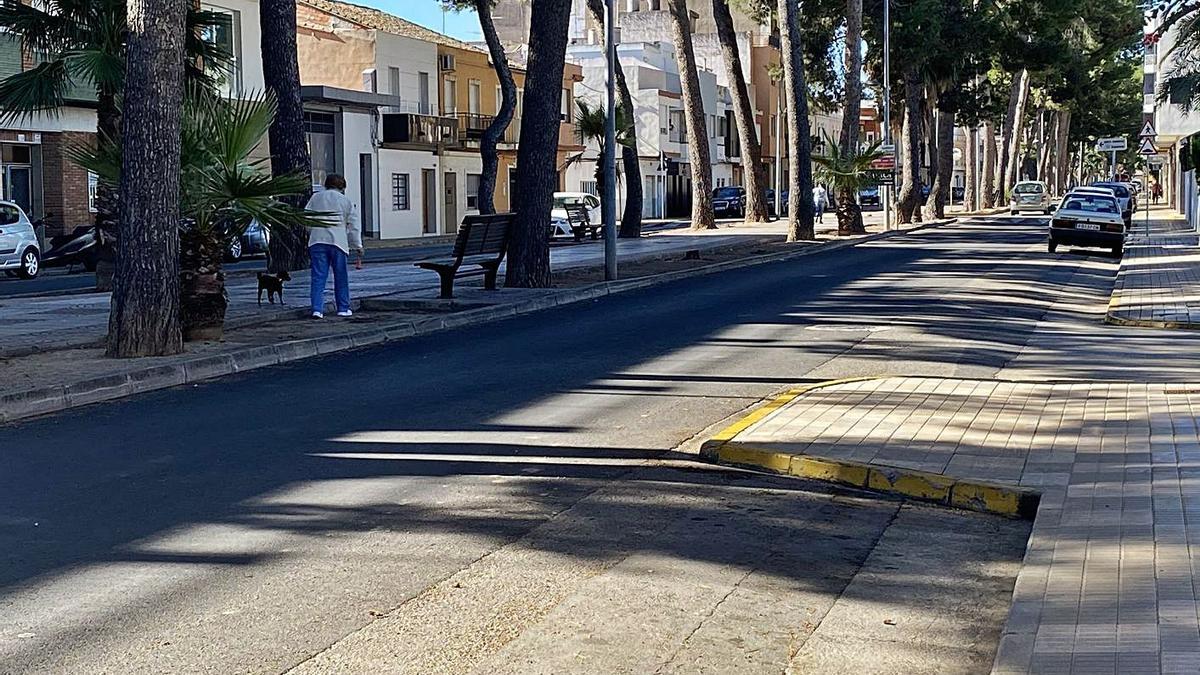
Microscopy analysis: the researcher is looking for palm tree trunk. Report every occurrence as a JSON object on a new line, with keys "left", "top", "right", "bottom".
{"left": 505, "top": 0, "right": 570, "bottom": 288}
{"left": 779, "top": 0, "right": 814, "bottom": 240}
{"left": 476, "top": 0, "right": 516, "bottom": 216}
{"left": 836, "top": 0, "right": 864, "bottom": 235}
{"left": 982, "top": 121, "right": 996, "bottom": 209}
{"left": 179, "top": 226, "right": 228, "bottom": 341}
{"left": 712, "top": 0, "right": 768, "bottom": 224}
{"left": 261, "top": 0, "right": 312, "bottom": 273}
{"left": 897, "top": 67, "right": 922, "bottom": 224}
{"left": 585, "top": 0, "right": 642, "bottom": 237}
{"left": 964, "top": 126, "right": 978, "bottom": 211}
{"left": 667, "top": 0, "right": 714, "bottom": 231}
{"left": 93, "top": 88, "right": 121, "bottom": 292}
{"left": 108, "top": 0, "right": 185, "bottom": 358}
{"left": 924, "top": 106, "right": 954, "bottom": 220}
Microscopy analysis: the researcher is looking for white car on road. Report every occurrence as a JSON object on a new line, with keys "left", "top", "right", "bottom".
{"left": 550, "top": 192, "right": 602, "bottom": 240}
{"left": 1010, "top": 181, "right": 1052, "bottom": 215}
{"left": 0, "top": 201, "right": 40, "bottom": 279}
{"left": 1048, "top": 190, "right": 1126, "bottom": 256}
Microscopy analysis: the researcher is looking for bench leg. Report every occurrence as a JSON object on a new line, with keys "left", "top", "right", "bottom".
{"left": 437, "top": 269, "right": 455, "bottom": 299}
{"left": 483, "top": 263, "right": 500, "bottom": 291}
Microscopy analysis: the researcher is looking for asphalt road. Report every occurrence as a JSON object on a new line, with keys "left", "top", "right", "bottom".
{"left": 7, "top": 213, "right": 1191, "bottom": 673}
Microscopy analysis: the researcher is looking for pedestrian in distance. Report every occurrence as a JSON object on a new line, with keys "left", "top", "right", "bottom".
{"left": 305, "top": 174, "right": 363, "bottom": 319}
{"left": 1153, "top": 181, "right": 1163, "bottom": 205}
{"left": 813, "top": 183, "right": 829, "bottom": 224}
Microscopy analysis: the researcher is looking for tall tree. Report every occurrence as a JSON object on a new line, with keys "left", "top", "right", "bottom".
{"left": 260, "top": 0, "right": 311, "bottom": 273}
{"left": 923, "top": 103, "right": 954, "bottom": 220}
{"left": 964, "top": 126, "right": 978, "bottom": 211}
{"left": 108, "top": 0, "right": 186, "bottom": 357}
{"left": 779, "top": 0, "right": 815, "bottom": 240}
{"left": 586, "top": 0, "right": 643, "bottom": 237}
{"left": 444, "top": 0, "right": 517, "bottom": 216}
{"left": 836, "top": 0, "right": 866, "bottom": 234}
{"left": 995, "top": 68, "right": 1028, "bottom": 201}
{"left": 981, "top": 121, "right": 996, "bottom": 208}
{"left": 505, "top": 0, "right": 570, "bottom": 288}
{"left": 896, "top": 67, "right": 923, "bottom": 224}
{"left": 713, "top": 0, "right": 768, "bottom": 223}
{"left": 667, "top": 0, "right": 715, "bottom": 230}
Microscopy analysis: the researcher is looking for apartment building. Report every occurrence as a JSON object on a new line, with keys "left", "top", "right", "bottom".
{"left": 0, "top": 0, "right": 260, "bottom": 237}
{"left": 1146, "top": 14, "right": 1192, "bottom": 224}
{"left": 296, "top": 0, "right": 582, "bottom": 240}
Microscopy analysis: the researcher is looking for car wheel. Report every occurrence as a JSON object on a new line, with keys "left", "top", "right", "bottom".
{"left": 227, "top": 239, "right": 243, "bottom": 262}
{"left": 18, "top": 248, "right": 39, "bottom": 279}
{"left": 1011, "top": 210, "right": 1018, "bottom": 215}
{"left": 1048, "top": 238, "right": 1058, "bottom": 253}
{"left": 1112, "top": 244, "right": 1123, "bottom": 257}
{"left": 83, "top": 255, "right": 97, "bottom": 272}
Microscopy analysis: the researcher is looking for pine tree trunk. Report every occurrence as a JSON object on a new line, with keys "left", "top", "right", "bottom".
{"left": 585, "top": 0, "right": 643, "bottom": 237}
{"left": 982, "top": 121, "right": 996, "bottom": 208}
{"left": 836, "top": 0, "right": 864, "bottom": 235}
{"left": 924, "top": 106, "right": 954, "bottom": 220}
{"left": 1003, "top": 69, "right": 1030, "bottom": 195}
{"left": 505, "top": 0, "right": 569, "bottom": 288}
{"left": 713, "top": 0, "right": 768, "bottom": 224}
{"left": 1055, "top": 109, "right": 1072, "bottom": 193}
{"left": 477, "top": 0, "right": 516, "bottom": 216}
{"left": 964, "top": 126, "right": 977, "bottom": 212}
{"left": 779, "top": 0, "right": 814, "bottom": 241}
{"left": 261, "top": 0, "right": 312, "bottom": 273}
{"left": 897, "top": 67, "right": 923, "bottom": 224}
{"left": 668, "top": 0, "right": 714, "bottom": 231}
{"left": 107, "top": 0, "right": 185, "bottom": 358}
{"left": 996, "top": 69, "right": 1025, "bottom": 203}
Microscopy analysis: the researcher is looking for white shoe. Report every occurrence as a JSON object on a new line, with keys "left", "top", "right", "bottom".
{"left": 337, "top": 310, "right": 353, "bottom": 317}
{"left": 311, "top": 311, "right": 324, "bottom": 319}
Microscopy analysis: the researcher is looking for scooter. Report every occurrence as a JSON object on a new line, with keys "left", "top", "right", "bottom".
{"left": 42, "top": 224, "right": 101, "bottom": 271}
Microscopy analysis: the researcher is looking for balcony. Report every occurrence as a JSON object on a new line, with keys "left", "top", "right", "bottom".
{"left": 381, "top": 112, "right": 458, "bottom": 148}
{"left": 451, "top": 112, "right": 520, "bottom": 146}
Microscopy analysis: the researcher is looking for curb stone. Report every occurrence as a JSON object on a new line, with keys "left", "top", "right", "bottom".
{"left": 698, "top": 378, "right": 1041, "bottom": 520}
{"left": 0, "top": 219, "right": 952, "bottom": 426}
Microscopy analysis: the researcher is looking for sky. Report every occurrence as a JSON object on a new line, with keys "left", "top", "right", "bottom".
{"left": 371, "top": 0, "right": 483, "bottom": 42}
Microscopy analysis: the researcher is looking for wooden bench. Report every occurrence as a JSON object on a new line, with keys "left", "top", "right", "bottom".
{"left": 564, "top": 202, "right": 600, "bottom": 242}
{"left": 415, "top": 213, "right": 513, "bottom": 299}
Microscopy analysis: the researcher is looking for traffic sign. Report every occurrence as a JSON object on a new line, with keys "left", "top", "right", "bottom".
{"left": 1148, "top": 154, "right": 1167, "bottom": 166}
{"left": 865, "top": 169, "right": 895, "bottom": 187}
{"left": 1138, "top": 137, "right": 1158, "bottom": 155}
{"left": 1097, "top": 137, "right": 1127, "bottom": 152}
{"left": 1139, "top": 120, "right": 1157, "bottom": 138}
{"left": 869, "top": 155, "right": 896, "bottom": 171}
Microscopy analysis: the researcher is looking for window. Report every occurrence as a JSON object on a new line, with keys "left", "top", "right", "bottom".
{"left": 392, "top": 173, "right": 410, "bottom": 210}
{"left": 200, "top": 6, "right": 241, "bottom": 96}
{"left": 444, "top": 77, "right": 457, "bottom": 113}
{"left": 495, "top": 85, "right": 502, "bottom": 114}
{"left": 0, "top": 203, "right": 19, "bottom": 225}
{"left": 304, "top": 111, "right": 336, "bottom": 189}
{"left": 389, "top": 66, "right": 400, "bottom": 95}
{"left": 468, "top": 79, "right": 481, "bottom": 114}
{"left": 88, "top": 172, "right": 98, "bottom": 213}
{"left": 466, "top": 173, "right": 482, "bottom": 210}
{"left": 561, "top": 88, "right": 571, "bottom": 122}
{"left": 418, "top": 71, "right": 430, "bottom": 113}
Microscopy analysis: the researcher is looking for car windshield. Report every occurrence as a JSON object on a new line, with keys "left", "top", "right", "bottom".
{"left": 861, "top": 187, "right": 879, "bottom": 195}
{"left": 1013, "top": 183, "right": 1043, "bottom": 194}
{"left": 1062, "top": 196, "right": 1119, "bottom": 214}
{"left": 713, "top": 187, "right": 741, "bottom": 199}
{"left": 1092, "top": 183, "right": 1129, "bottom": 198}
{"left": 552, "top": 196, "right": 585, "bottom": 208}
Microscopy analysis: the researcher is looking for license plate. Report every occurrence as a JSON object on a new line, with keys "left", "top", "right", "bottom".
{"left": 1077, "top": 223, "right": 1101, "bottom": 231}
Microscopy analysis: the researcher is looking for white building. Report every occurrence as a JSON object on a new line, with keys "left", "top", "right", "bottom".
{"left": 1147, "top": 12, "right": 1198, "bottom": 226}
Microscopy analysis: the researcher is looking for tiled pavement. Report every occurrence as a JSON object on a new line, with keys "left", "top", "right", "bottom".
{"left": 726, "top": 376, "right": 1200, "bottom": 674}
{"left": 1107, "top": 211, "right": 1200, "bottom": 327}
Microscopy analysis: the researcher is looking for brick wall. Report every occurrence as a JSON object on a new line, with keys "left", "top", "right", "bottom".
{"left": 41, "top": 131, "right": 95, "bottom": 237}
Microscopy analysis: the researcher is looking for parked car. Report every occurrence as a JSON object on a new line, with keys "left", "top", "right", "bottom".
{"left": 1010, "top": 180, "right": 1052, "bottom": 215}
{"left": 713, "top": 186, "right": 746, "bottom": 218}
{"left": 1089, "top": 182, "right": 1133, "bottom": 225}
{"left": 1048, "top": 191, "right": 1126, "bottom": 256}
{"left": 550, "top": 192, "right": 602, "bottom": 240}
{"left": 227, "top": 220, "right": 269, "bottom": 261}
{"left": 43, "top": 224, "right": 99, "bottom": 271}
{"left": 0, "top": 201, "right": 40, "bottom": 279}
{"left": 860, "top": 186, "right": 881, "bottom": 207}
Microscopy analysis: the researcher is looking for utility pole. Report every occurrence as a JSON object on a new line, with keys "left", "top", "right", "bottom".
{"left": 882, "top": 0, "right": 892, "bottom": 230}
{"left": 604, "top": 0, "right": 618, "bottom": 280}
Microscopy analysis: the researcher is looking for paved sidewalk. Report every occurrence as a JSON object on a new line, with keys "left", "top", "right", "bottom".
{"left": 1107, "top": 209, "right": 1200, "bottom": 327}
{"left": 710, "top": 376, "right": 1200, "bottom": 674}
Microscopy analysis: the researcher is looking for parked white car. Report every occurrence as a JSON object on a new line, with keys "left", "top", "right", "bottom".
{"left": 1010, "top": 181, "right": 1052, "bottom": 215}
{"left": 0, "top": 201, "right": 40, "bottom": 279}
{"left": 1048, "top": 190, "right": 1126, "bottom": 256}
{"left": 550, "top": 192, "right": 602, "bottom": 239}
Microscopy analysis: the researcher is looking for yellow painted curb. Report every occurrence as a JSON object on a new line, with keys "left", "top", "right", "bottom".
{"left": 700, "top": 378, "right": 1040, "bottom": 520}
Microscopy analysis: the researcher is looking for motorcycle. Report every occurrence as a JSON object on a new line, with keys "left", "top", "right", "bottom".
{"left": 42, "top": 225, "right": 101, "bottom": 271}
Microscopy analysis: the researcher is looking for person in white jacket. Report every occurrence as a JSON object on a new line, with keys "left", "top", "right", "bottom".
{"left": 305, "top": 174, "right": 362, "bottom": 319}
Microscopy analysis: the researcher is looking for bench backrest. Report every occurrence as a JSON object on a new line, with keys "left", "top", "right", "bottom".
{"left": 453, "top": 213, "right": 513, "bottom": 259}
{"left": 563, "top": 202, "right": 590, "bottom": 225}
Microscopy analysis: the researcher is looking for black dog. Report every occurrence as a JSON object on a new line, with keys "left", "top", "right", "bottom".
{"left": 257, "top": 270, "right": 291, "bottom": 305}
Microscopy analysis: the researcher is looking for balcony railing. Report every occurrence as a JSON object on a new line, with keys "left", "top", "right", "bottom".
{"left": 384, "top": 99, "right": 437, "bottom": 115}
{"left": 381, "top": 112, "right": 458, "bottom": 147}
{"left": 451, "top": 112, "right": 520, "bottom": 145}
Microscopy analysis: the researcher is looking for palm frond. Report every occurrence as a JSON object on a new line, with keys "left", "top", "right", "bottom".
{"left": 0, "top": 61, "right": 73, "bottom": 122}
{"left": 0, "top": 0, "right": 77, "bottom": 54}
{"left": 811, "top": 132, "right": 889, "bottom": 193}
{"left": 64, "top": 48, "right": 124, "bottom": 93}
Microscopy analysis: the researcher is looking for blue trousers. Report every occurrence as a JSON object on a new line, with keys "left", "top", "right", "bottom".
{"left": 310, "top": 244, "right": 350, "bottom": 314}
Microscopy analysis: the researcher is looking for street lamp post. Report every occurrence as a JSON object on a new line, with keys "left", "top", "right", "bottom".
{"left": 882, "top": 0, "right": 892, "bottom": 230}
{"left": 603, "top": 0, "right": 618, "bottom": 280}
